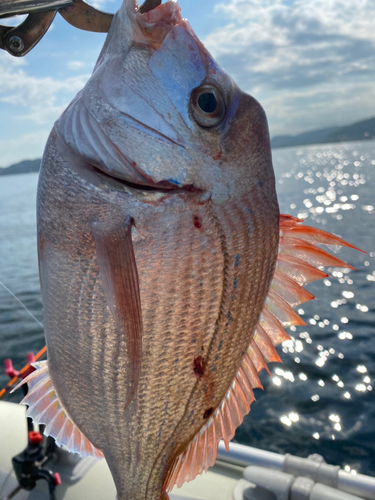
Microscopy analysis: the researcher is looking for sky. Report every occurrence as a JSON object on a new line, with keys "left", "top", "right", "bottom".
{"left": 0, "top": 0, "right": 375, "bottom": 168}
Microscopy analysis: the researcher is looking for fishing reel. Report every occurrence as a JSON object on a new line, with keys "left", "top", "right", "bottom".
{"left": 0, "top": 0, "right": 161, "bottom": 57}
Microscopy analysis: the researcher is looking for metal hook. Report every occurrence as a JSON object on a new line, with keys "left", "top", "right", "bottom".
{"left": 0, "top": 1, "right": 72, "bottom": 18}
{"left": 0, "top": 0, "right": 163, "bottom": 57}
{"left": 58, "top": 0, "right": 113, "bottom": 33}
{"left": 58, "top": 0, "right": 162, "bottom": 30}
{"left": 0, "top": 10, "right": 57, "bottom": 56}
{"left": 139, "top": 0, "right": 162, "bottom": 14}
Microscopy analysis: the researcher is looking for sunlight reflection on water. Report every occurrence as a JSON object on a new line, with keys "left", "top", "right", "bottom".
{"left": 236, "top": 141, "right": 375, "bottom": 475}
{"left": 0, "top": 141, "right": 374, "bottom": 475}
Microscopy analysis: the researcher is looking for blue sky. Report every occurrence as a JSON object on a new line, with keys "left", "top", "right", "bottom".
{"left": 0, "top": 0, "right": 374, "bottom": 167}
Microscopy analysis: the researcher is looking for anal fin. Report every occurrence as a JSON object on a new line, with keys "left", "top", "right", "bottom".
{"left": 12, "top": 361, "right": 103, "bottom": 459}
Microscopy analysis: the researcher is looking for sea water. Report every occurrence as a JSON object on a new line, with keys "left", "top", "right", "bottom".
{"left": 0, "top": 141, "right": 374, "bottom": 475}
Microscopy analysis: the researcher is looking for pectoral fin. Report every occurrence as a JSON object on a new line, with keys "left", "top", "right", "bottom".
{"left": 91, "top": 215, "right": 143, "bottom": 409}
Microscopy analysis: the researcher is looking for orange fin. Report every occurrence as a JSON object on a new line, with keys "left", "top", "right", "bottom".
{"left": 253, "top": 325, "right": 281, "bottom": 364}
{"left": 266, "top": 289, "right": 307, "bottom": 327}
{"left": 164, "top": 214, "right": 361, "bottom": 493}
{"left": 12, "top": 361, "right": 103, "bottom": 459}
{"left": 259, "top": 308, "right": 291, "bottom": 345}
{"left": 276, "top": 254, "right": 328, "bottom": 285}
{"left": 280, "top": 218, "right": 365, "bottom": 253}
{"left": 279, "top": 237, "right": 356, "bottom": 270}
{"left": 271, "top": 272, "right": 315, "bottom": 307}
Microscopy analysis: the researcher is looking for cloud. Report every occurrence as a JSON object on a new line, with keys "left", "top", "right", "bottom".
{"left": 66, "top": 60, "right": 86, "bottom": 70}
{"left": 0, "top": 51, "right": 90, "bottom": 165}
{"left": 0, "top": 130, "right": 50, "bottom": 168}
{"left": 90, "top": 0, "right": 117, "bottom": 9}
{"left": 0, "top": 51, "right": 90, "bottom": 126}
{"left": 204, "top": 0, "right": 375, "bottom": 135}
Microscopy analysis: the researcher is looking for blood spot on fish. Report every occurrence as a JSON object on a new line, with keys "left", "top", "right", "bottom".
{"left": 193, "top": 356, "right": 204, "bottom": 377}
{"left": 203, "top": 407, "right": 214, "bottom": 419}
{"left": 193, "top": 215, "right": 202, "bottom": 229}
{"left": 210, "top": 67, "right": 216, "bottom": 75}
{"left": 234, "top": 254, "right": 240, "bottom": 268}
{"left": 38, "top": 232, "right": 45, "bottom": 257}
{"left": 212, "top": 149, "right": 222, "bottom": 161}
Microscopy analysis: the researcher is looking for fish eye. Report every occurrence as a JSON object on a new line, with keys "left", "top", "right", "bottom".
{"left": 190, "top": 84, "right": 225, "bottom": 128}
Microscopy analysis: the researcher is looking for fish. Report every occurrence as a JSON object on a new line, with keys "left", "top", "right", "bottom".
{"left": 14, "top": 0, "right": 362, "bottom": 499}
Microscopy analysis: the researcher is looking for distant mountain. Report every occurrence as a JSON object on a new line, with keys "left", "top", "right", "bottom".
{"left": 323, "top": 117, "right": 375, "bottom": 143}
{"left": 271, "top": 126, "right": 341, "bottom": 149}
{"left": 271, "top": 117, "right": 375, "bottom": 149}
{"left": 0, "top": 159, "right": 40, "bottom": 176}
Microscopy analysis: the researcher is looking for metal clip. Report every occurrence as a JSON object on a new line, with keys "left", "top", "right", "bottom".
{"left": 0, "top": 0, "right": 161, "bottom": 57}
{"left": 0, "top": 0, "right": 112, "bottom": 57}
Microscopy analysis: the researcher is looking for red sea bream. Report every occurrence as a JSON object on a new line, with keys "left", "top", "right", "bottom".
{"left": 16, "top": 1, "right": 361, "bottom": 499}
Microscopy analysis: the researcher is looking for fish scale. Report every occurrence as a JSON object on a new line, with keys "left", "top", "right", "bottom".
{"left": 41, "top": 125, "right": 278, "bottom": 499}
{"left": 129, "top": 205, "right": 228, "bottom": 496}
{"left": 38, "top": 131, "right": 279, "bottom": 499}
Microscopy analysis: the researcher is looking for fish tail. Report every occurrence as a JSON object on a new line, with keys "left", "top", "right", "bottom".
{"left": 12, "top": 360, "right": 103, "bottom": 459}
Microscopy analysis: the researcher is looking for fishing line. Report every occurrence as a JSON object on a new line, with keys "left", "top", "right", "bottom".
{"left": 0, "top": 281, "right": 43, "bottom": 328}
{"left": 0, "top": 281, "right": 46, "bottom": 399}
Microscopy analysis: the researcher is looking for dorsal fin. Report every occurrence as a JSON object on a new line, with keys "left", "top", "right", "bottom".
{"left": 12, "top": 361, "right": 103, "bottom": 459}
{"left": 164, "top": 214, "right": 361, "bottom": 493}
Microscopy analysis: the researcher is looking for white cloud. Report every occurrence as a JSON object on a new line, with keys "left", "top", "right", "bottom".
{"left": 66, "top": 60, "right": 86, "bottom": 70}
{"left": 204, "top": 0, "right": 375, "bottom": 135}
{"left": 0, "top": 51, "right": 90, "bottom": 165}
{"left": 0, "top": 130, "right": 50, "bottom": 168}
{"left": 0, "top": 51, "right": 90, "bottom": 125}
{"left": 90, "top": 0, "right": 117, "bottom": 9}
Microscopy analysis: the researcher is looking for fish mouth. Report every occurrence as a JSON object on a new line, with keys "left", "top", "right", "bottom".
{"left": 90, "top": 164, "right": 198, "bottom": 195}
{"left": 130, "top": 0, "right": 184, "bottom": 49}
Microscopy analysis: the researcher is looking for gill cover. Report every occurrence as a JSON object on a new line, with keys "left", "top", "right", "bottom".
{"left": 55, "top": 0, "right": 240, "bottom": 190}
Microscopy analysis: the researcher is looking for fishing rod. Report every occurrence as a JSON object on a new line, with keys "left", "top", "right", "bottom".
{"left": 0, "top": 343, "right": 61, "bottom": 500}
{"left": 0, "top": 345, "right": 47, "bottom": 399}
{"left": 0, "top": 0, "right": 161, "bottom": 57}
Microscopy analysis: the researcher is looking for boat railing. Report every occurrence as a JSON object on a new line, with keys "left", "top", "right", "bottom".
{"left": 218, "top": 442, "right": 375, "bottom": 500}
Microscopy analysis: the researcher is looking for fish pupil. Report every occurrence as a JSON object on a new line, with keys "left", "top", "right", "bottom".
{"left": 198, "top": 92, "right": 217, "bottom": 113}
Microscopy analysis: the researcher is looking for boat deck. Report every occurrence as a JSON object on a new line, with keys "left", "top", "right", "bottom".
{"left": 0, "top": 401, "right": 241, "bottom": 500}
